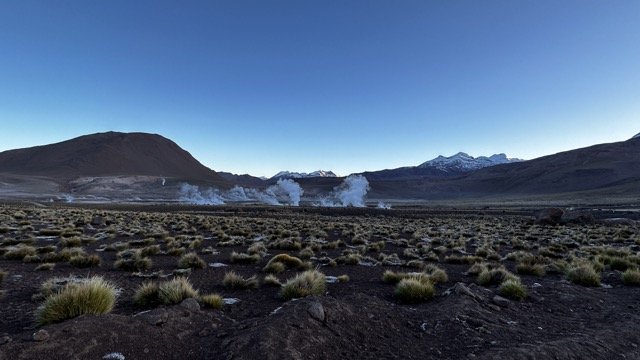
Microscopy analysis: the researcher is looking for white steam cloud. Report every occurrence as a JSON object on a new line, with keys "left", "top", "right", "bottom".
{"left": 178, "top": 184, "right": 225, "bottom": 205}
{"left": 178, "top": 179, "right": 303, "bottom": 206}
{"left": 313, "top": 175, "right": 370, "bottom": 208}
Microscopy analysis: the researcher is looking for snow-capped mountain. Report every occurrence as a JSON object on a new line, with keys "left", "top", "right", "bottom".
{"left": 632, "top": 132, "right": 640, "bottom": 140}
{"left": 271, "top": 170, "right": 338, "bottom": 180}
{"left": 418, "top": 152, "right": 523, "bottom": 172}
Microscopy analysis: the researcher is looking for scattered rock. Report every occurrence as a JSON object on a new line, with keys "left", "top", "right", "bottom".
{"left": 223, "top": 298, "right": 240, "bottom": 305}
{"left": 0, "top": 335, "right": 12, "bottom": 345}
{"left": 102, "top": 352, "right": 126, "bottom": 360}
{"left": 32, "top": 329, "right": 49, "bottom": 342}
{"left": 444, "top": 283, "right": 480, "bottom": 301}
{"left": 307, "top": 301, "right": 325, "bottom": 322}
{"left": 535, "top": 208, "right": 564, "bottom": 225}
{"left": 91, "top": 216, "right": 105, "bottom": 226}
{"left": 492, "top": 295, "right": 510, "bottom": 308}
{"left": 209, "top": 262, "right": 227, "bottom": 268}
{"left": 180, "top": 298, "right": 201, "bottom": 312}
{"left": 325, "top": 276, "right": 339, "bottom": 283}
{"left": 133, "top": 309, "right": 168, "bottom": 326}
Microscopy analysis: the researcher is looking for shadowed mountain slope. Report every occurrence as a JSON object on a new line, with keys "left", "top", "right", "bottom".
{"left": 0, "top": 132, "right": 228, "bottom": 186}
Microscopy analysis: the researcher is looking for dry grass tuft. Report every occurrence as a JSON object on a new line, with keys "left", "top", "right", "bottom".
{"left": 223, "top": 271, "right": 259, "bottom": 289}
{"left": 281, "top": 270, "right": 326, "bottom": 300}
{"left": 36, "top": 276, "right": 117, "bottom": 325}
{"left": 158, "top": 277, "right": 199, "bottom": 304}
{"left": 394, "top": 278, "right": 434, "bottom": 304}
{"left": 199, "top": 294, "right": 224, "bottom": 309}
{"left": 499, "top": 279, "right": 527, "bottom": 300}
{"left": 178, "top": 252, "right": 207, "bottom": 269}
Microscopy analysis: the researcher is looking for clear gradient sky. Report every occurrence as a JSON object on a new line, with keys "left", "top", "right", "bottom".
{"left": 0, "top": 1, "right": 639, "bottom": 177}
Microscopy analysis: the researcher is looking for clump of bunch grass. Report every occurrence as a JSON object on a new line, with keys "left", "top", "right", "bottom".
{"left": 223, "top": 271, "right": 259, "bottom": 289}
{"left": 337, "top": 274, "right": 350, "bottom": 283}
{"left": 158, "top": 277, "right": 199, "bottom": 305}
{"left": 230, "top": 251, "right": 261, "bottom": 264}
{"left": 0, "top": 270, "right": 6, "bottom": 283}
{"left": 4, "top": 245, "right": 37, "bottom": 260}
{"left": 247, "top": 242, "right": 267, "bottom": 257}
{"left": 178, "top": 252, "right": 206, "bottom": 269}
{"left": 114, "top": 250, "right": 152, "bottom": 272}
{"left": 498, "top": 279, "right": 527, "bottom": 300}
{"left": 36, "top": 276, "right": 117, "bottom": 325}
{"left": 281, "top": 270, "right": 326, "bottom": 300}
{"left": 69, "top": 254, "right": 102, "bottom": 268}
{"left": 621, "top": 268, "right": 640, "bottom": 286}
{"left": 298, "top": 247, "right": 315, "bottom": 260}
{"left": 566, "top": 263, "right": 601, "bottom": 287}
{"left": 423, "top": 264, "right": 448, "bottom": 284}
{"left": 199, "top": 294, "right": 224, "bottom": 309}
{"left": 477, "top": 267, "right": 518, "bottom": 286}
{"left": 23, "top": 254, "right": 41, "bottom": 263}
{"left": 35, "top": 263, "right": 55, "bottom": 271}
{"left": 263, "top": 253, "right": 310, "bottom": 273}
{"left": 394, "top": 278, "right": 435, "bottom": 304}
{"left": 140, "top": 245, "right": 161, "bottom": 257}
{"left": 444, "top": 255, "right": 482, "bottom": 264}
{"left": 263, "top": 274, "right": 282, "bottom": 287}
{"left": 133, "top": 281, "right": 161, "bottom": 307}
{"left": 516, "top": 255, "right": 547, "bottom": 277}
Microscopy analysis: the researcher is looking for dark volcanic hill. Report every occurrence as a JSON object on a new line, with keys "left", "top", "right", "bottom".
{"left": 0, "top": 132, "right": 227, "bottom": 186}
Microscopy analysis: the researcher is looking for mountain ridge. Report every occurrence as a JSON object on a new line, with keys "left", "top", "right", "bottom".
{"left": 0, "top": 131, "right": 228, "bottom": 186}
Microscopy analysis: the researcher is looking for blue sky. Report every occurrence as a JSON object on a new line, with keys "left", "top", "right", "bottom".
{"left": 0, "top": 1, "right": 638, "bottom": 177}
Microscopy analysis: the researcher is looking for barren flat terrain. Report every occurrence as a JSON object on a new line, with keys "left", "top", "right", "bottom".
{"left": 0, "top": 204, "right": 639, "bottom": 359}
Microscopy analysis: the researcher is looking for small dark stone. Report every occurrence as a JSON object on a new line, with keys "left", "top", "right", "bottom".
{"left": 32, "top": 329, "right": 50, "bottom": 342}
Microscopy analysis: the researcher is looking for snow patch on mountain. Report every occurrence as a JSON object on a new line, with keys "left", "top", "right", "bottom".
{"left": 271, "top": 170, "right": 337, "bottom": 179}
{"left": 632, "top": 132, "right": 640, "bottom": 140}
{"left": 418, "top": 152, "right": 523, "bottom": 172}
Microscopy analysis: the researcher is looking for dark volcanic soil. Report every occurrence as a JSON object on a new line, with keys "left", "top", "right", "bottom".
{"left": 0, "top": 205, "right": 639, "bottom": 359}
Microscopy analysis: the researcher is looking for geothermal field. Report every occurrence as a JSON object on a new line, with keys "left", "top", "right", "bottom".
{"left": 0, "top": 203, "right": 639, "bottom": 359}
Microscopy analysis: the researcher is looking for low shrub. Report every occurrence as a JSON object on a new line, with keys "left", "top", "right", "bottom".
{"left": 621, "top": 268, "right": 640, "bottom": 286}
{"left": 230, "top": 252, "right": 261, "bottom": 264}
{"left": 133, "top": 281, "right": 160, "bottom": 307}
{"left": 394, "top": 278, "right": 434, "bottom": 304}
{"left": 35, "top": 263, "right": 55, "bottom": 271}
{"left": 178, "top": 253, "right": 206, "bottom": 269}
{"left": 4, "top": 245, "right": 37, "bottom": 260}
{"left": 223, "top": 271, "right": 259, "bottom": 289}
{"left": 199, "top": 294, "right": 224, "bottom": 309}
{"left": 158, "top": 277, "right": 199, "bottom": 305}
{"left": 477, "top": 267, "right": 518, "bottom": 286}
{"left": 499, "top": 279, "right": 527, "bottom": 300}
{"left": 263, "top": 274, "right": 282, "bottom": 287}
{"left": 281, "top": 270, "right": 326, "bottom": 300}
{"left": 36, "top": 276, "right": 117, "bottom": 325}
{"left": 69, "top": 254, "right": 102, "bottom": 268}
{"left": 566, "top": 264, "right": 601, "bottom": 287}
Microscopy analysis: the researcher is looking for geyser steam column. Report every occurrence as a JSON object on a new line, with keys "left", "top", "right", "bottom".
{"left": 336, "top": 175, "right": 370, "bottom": 207}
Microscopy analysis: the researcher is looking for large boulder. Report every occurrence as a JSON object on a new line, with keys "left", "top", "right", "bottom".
{"left": 561, "top": 210, "right": 595, "bottom": 225}
{"left": 534, "top": 208, "right": 565, "bottom": 225}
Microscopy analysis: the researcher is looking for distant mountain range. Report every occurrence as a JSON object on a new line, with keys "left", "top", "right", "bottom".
{"left": 418, "top": 152, "right": 522, "bottom": 172}
{"left": 0, "top": 131, "right": 639, "bottom": 204}
{"left": 270, "top": 170, "right": 338, "bottom": 180}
